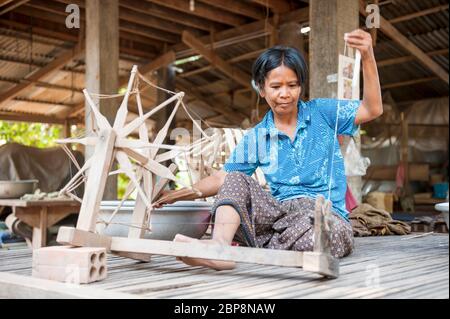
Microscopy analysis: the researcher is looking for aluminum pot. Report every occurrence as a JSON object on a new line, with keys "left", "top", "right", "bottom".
{"left": 97, "top": 200, "right": 212, "bottom": 241}
{"left": 0, "top": 180, "right": 38, "bottom": 199}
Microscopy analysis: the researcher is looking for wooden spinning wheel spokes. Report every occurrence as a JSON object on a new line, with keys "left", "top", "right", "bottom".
{"left": 57, "top": 65, "right": 192, "bottom": 234}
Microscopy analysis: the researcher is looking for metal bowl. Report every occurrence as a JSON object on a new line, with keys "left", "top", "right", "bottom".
{"left": 0, "top": 180, "right": 38, "bottom": 199}
{"left": 97, "top": 200, "right": 212, "bottom": 241}
{"left": 435, "top": 202, "right": 449, "bottom": 229}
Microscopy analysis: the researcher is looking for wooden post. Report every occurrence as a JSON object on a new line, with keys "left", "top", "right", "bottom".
{"left": 62, "top": 120, "right": 71, "bottom": 138}
{"left": 32, "top": 207, "right": 47, "bottom": 249}
{"left": 398, "top": 112, "right": 415, "bottom": 212}
{"left": 310, "top": 0, "right": 359, "bottom": 99}
{"left": 400, "top": 113, "right": 409, "bottom": 185}
{"left": 310, "top": 0, "right": 362, "bottom": 203}
{"left": 85, "top": 0, "right": 119, "bottom": 200}
{"left": 277, "top": 22, "right": 304, "bottom": 53}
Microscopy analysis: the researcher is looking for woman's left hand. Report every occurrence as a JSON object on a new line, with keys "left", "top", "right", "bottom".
{"left": 345, "top": 29, "right": 374, "bottom": 60}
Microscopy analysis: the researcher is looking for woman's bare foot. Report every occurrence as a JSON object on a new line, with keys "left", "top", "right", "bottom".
{"left": 173, "top": 234, "right": 236, "bottom": 270}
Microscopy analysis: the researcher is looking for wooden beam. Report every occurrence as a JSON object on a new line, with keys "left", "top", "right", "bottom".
{"left": 146, "top": 0, "right": 246, "bottom": 26}
{"left": 199, "top": 0, "right": 266, "bottom": 20}
{"left": 251, "top": 0, "right": 291, "bottom": 13}
{"left": 53, "top": 0, "right": 221, "bottom": 34}
{"left": 0, "top": 22, "right": 63, "bottom": 46}
{"left": 120, "top": 0, "right": 225, "bottom": 32}
{"left": 139, "top": 50, "right": 176, "bottom": 76}
{"left": 0, "top": 55, "right": 84, "bottom": 76}
{"left": 177, "top": 79, "right": 247, "bottom": 124}
{"left": 378, "top": 49, "right": 449, "bottom": 67}
{"left": 119, "top": 19, "right": 179, "bottom": 44}
{"left": 0, "top": 0, "right": 15, "bottom": 6}
{"left": 359, "top": 0, "right": 449, "bottom": 84}
{"left": 120, "top": 44, "right": 157, "bottom": 60}
{"left": 389, "top": 4, "right": 449, "bottom": 24}
{"left": 1, "top": 15, "right": 160, "bottom": 58}
{"left": 0, "top": 76, "right": 83, "bottom": 93}
{"left": 0, "top": 111, "right": 81, "bottom": 124}
{"left": 111, "top": 236, "right": 304, "bottom": 267}
{"left": 0, "top": 43, "right": 84, "bottom": 108}
{"left": 12, "top": 97, "right": 76, "bottom": 108}
{"left": 119, "top": 6, "right": 195, "bottom": 36}
{"left": 18, "top": 4, "right": 179, "bottom": 44}
{"left": 0, "top": 30, "right": 154, "bottom": 62}
{"left": 58, "top": 227, "right": 305, "bottom": 268}
{"left": 0, "top": 0, "right": 29, "bottom": 15}
{"left": 0, "top": 18, "right": 76, "bottom": 42}
{"left": 182, "top": 31, "right": 252, "bottom": 88}
{"left": 172, "top": 8, "right": 309, "bottom": 58}
{"left": 381, "top": 76, "right": 438, "bottom": 89}
{"left": 180, "top": 49, "right": 265, "bottom": 78}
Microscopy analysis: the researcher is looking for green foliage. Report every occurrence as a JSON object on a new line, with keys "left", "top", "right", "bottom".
{"left": 0, "top": 121, "right": 62, "bottom": 148}
{"left": 118, "top": 173, "right": 134, "bottom": 200}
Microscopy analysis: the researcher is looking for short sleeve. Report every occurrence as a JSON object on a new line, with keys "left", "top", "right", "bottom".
{"left": 315, "top": 98, "right": 361, "bottom": 136}
{"left": 223, "top": 131, "right": 259, "bottom": 176}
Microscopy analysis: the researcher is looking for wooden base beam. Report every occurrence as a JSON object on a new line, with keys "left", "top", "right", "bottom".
{"left": 57, "top": 226, "right": 338, "bottom": 277}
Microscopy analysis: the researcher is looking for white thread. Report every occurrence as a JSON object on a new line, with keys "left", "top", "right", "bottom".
{"left": 353, "top": 49, "right": 361, "bottom": 87}
{"left": 327, "top": 99, "right": 340, "bottom": 201}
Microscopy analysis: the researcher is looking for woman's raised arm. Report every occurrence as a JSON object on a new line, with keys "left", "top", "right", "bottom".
{"left": 346, "top": 29, "right": 383, "bottom": 125}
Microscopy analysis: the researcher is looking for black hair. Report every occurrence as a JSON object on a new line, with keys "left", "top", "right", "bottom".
{"left": 251, "top": 46, "right": 308, "bottom": 97}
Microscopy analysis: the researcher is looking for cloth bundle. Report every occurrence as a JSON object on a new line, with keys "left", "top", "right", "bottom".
{"left": 349, "top": 203, "right": 411, "bottom": 236}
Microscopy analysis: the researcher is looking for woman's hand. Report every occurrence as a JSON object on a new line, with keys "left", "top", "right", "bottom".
{"left": 347, "top": 29, "right": 383, "bottom": 125}
{"left": 153, "top": 190, "right": 177, "bottom": 208}
{"left": 345, "top": 29, "right": 374, "bottom": 60}
{"left": 153, "top": 187, "right": 204, "bottom": 208}
{"left": 153, "top": 170, "right": 227, "bottom": 208}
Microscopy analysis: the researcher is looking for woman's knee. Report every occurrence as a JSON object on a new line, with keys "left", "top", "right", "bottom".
{"left": 225, "top": 171, "right": 248, "bottom": 183}
{"left": 219, "top": 171, "right": 251, "bottom": 194}
{"left": 330, "top": 228, "right": 354, "bottom": 258}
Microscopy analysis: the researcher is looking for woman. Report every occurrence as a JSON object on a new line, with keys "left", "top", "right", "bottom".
{"left": 155, "top": 29, "right": 382, "bottom": 270}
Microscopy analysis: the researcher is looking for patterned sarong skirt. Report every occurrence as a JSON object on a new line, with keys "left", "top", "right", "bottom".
{"left": 211, "top": 172, "right": 354, "bottom": 258}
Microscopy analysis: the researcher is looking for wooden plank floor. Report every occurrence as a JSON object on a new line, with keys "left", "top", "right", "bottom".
{"left": 0, "top": 234, "right": 448, "bottom": 299}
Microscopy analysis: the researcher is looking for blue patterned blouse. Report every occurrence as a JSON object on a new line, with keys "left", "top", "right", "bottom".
{"left": 223, "top": 98, "right": 361, "bottom": 221}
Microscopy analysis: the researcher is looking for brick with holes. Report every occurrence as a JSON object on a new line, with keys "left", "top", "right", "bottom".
{"left": 32, "top": 246, "right": 107, "bottom": 284}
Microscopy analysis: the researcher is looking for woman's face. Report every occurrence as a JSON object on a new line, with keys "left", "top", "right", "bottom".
{"left": 260, "top": 64, "right": 301, "bottom": 116}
